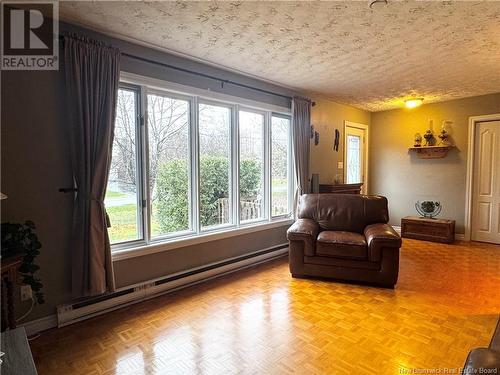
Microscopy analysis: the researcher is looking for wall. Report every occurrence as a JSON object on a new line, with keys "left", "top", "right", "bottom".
{"left": 310, "top": 97, "right": 371, "bottom": 185}
{"left": 1, "top": 68, "right": 73, "bottom": 322}
{"left": 370, "top": 93, "right": 500, "bottom": 234}
{"left": 0, "top": 21, "right": 298, "bottom": 321}
{"left": 114, "top": 226, "right": 287, "bottom": 288}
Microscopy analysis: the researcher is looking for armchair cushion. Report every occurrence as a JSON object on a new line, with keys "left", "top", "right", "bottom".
{"left": 287, "top": 219, "right": 319, "bottom": 256}
{"left": 364, "top": 223, "right": 402, "bottom": 262}
{"left": 317, "top": 231, "right": 367, "bottom": 260}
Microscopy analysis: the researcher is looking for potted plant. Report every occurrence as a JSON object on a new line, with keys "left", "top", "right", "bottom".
{"left": 1, "top": 221, "right": 44, "bottom": 304}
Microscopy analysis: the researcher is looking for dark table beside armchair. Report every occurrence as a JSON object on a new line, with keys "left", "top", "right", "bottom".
{"left": 287, "top": 194, "right": 402, "bottom": 288}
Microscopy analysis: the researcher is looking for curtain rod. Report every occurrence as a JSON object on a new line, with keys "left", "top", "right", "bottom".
{"left": 60, "top": 35, "right": 315, "bottom": 106}
{"left": 123, "top": 53, "right": 315, "bottom": 106}
{"left": 122, "top": 52, "right": 295, "bottom": 102}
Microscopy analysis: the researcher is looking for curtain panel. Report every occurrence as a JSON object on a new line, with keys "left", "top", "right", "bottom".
{"left": 292, "top": 96, "right": 312, "bottom": 214}
{"left": 64, "top": 35, "right": 120, "bottom": 298}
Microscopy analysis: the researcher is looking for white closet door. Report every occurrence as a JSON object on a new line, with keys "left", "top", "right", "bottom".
{"left": 471, "top": 120, "right": 500, "bottom": 244}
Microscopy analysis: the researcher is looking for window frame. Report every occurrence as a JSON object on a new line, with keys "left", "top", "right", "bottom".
{"left": 270, "top": 113, "right": 294, "bottom": 219}
{"left": 110, "top": 72, "right": 293, "bottom": 255}
{"left": 106, "top": 83, "right": 146, "bottom": 246}
{"left": 197, "top": 99, "right": 236, "bottom": 232}
{"left": 144, "top": 87, "right": 196, "bottom": 243}
{"left": 237, "top": 107, "right": 268, "bottom": 224}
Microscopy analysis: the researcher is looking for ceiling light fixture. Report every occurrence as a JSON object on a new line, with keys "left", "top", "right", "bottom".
{"left": 369, "top": 0, "right": 388, "bottom": 9}
{"left": 405, "top": 98, "right": 424, "bottom": 109}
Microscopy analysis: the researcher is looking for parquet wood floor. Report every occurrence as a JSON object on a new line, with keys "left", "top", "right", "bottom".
{"left": 31, "top": 239, "right": 500, "bottom": 374}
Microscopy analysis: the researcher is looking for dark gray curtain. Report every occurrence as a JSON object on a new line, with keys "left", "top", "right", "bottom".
{"left": 64, "top": 35, "right": 120, "bottom": 298}
{"left": 292, "top": 97, "right": 312, "bottom": 213}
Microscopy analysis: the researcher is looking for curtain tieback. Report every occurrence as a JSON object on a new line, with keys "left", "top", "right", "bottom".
{"left": 78, "top": 194, "right": 111, "bottom": 227}
{"left": 78, "top": 194, "right": 104, "bottom": 203}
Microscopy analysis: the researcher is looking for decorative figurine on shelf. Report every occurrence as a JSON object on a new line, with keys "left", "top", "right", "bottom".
{"left": 423, "top": 129, "right": 436, "bottom": 146}
{"left": 414, "top": 133, "right": 422, "bottom": 147}
{"left": 438, "top": 121, "right": 450, "bottom": 145}
{"left": 415, "top": 200, "right": 442, "bottom": 218}
{"left": 438, "top": 128, "right": 448, "bottom": 145}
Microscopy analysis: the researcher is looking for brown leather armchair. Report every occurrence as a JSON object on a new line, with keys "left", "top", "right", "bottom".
{"left": 287, "top": 194, "right": 401, "bottom": 288}
{"left": 463, "top": 317, "right": 500, "bottom": 374}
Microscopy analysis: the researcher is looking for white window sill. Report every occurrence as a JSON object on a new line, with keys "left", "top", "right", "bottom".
{"left": 112, "top": 218, "right": 294, "bottom": 261}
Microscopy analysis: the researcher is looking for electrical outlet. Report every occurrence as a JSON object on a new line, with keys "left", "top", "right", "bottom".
{"left": 20, "top": 285, "right": 32, "bottom": 301}
{"left": 338, "top": 161, "right": 344, "bottom": 169}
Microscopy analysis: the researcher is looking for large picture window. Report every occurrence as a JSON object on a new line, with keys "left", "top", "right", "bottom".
{"left": 107, "top": 77, "right": 293, "bottom": 250}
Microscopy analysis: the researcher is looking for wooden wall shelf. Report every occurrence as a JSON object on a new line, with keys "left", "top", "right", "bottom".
{"left": 408, "top": 145, "right": 454, "bottom": 159}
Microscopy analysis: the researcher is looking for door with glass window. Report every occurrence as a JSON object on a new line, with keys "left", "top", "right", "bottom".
{"left": 344, "top": 123, "right": 367, "bottom": 194}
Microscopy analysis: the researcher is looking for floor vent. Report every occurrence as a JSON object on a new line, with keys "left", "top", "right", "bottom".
{"left": 57, "top": 244, "right": 288, "bottom": 327}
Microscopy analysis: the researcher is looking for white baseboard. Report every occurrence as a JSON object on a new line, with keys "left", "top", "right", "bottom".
{"left": 21, "top": 314, "right": 58, "bottom": 336}
{"left": 22, "top": 245, "right": 288, "bottom": 334}
{"left": 56, "top": 244, "right": 289, "bottom": 328}
{"left": 392, "top": 225, "right": 466, "bottom": 241}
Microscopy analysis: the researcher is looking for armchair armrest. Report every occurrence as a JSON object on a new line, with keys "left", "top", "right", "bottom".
{"left": 287, "top": 219, "right": 319, "bottom": 256}
{"left": 287, "top": 218, "right": 319, "bottom": 240}
{"left": 463, "top": 348, "right": 500, "bottom": 375}
{"left": 364, "top": 223, "right": 402, "bottom": 262}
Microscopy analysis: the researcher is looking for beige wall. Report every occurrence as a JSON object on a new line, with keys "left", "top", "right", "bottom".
{"left": 370, "top": 93, "right": 500, "bottom": 234}
{"left": 310, "top": 97, "right": 371, "bottom": 185}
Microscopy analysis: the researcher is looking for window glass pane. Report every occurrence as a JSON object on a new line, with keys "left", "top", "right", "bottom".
{"left": 271, "top": 116, "right": 291, "bottom": 217}
{"left": 106, "top": 88, "right": 140, "bottom": 244}
{"left": 199, "top": 103, "right": 232, "bottom": 229}
{"left": 239, "top": 111, "right": 264, "bottom": 222}
{"left": 346, "top": 135, "right": 361, "bottom": 184}
{"left": 147, "top": 93, "right": 191, "bottom": 237}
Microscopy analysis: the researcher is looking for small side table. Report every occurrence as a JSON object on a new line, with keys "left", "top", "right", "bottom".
{"left": 1, "top": 255, "right": 23, "bottom": 331}
{"left": 0, "top": 327, "right": 38, "bottom": 374}
{"left": 401, "top": 216, "right": 455, "bottom": 243}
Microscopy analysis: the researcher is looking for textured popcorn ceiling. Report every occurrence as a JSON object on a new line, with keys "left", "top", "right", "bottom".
{"left": 60, "top": 1, "right": 500, "bottom": 111}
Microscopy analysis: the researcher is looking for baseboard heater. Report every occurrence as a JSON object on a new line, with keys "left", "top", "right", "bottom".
{"left": 57, "top": 244, "right": 288, "bottom": 327}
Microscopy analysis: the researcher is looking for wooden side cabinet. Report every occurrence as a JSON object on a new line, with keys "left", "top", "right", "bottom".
{"left": 319, "top": 183, "right": 363, "bottom": 194}
{"left": 401, "top": 216, "right": 455, "bottom": 243}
